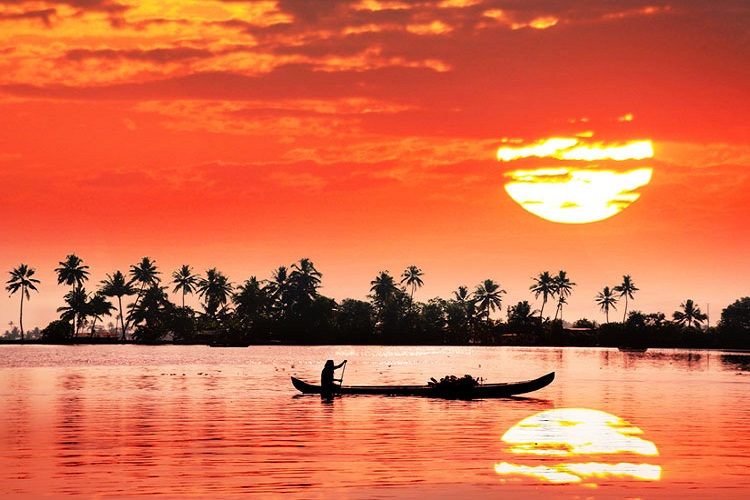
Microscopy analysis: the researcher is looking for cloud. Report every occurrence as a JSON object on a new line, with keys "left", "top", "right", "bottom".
{"left": 46, "top": 0, "right": 127, "bottom": 14}
{"left": 0, "top": 8, "right": 56, "bottom": 27}
{"left": 2, "top": 0, "right": 748, "bottom": 147}
{"left": 64, "top": 47, "right": 215, "bottom": 63}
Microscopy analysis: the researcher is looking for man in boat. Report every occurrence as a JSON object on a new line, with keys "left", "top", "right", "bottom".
{"left": 320, "top": 359, "right": 347, "bottom": 399}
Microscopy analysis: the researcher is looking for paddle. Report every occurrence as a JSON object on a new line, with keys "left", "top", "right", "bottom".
{"left": 339, "top": 360, "right": 347, "bottom": 386}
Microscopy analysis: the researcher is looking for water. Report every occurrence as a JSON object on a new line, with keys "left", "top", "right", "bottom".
{"left": 1, "top": 345, "right": 749, "bottom": 498}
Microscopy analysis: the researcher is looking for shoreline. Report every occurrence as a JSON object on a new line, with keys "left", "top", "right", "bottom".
{"left": 2, "top": 338, "right": 748, "bottom": 352}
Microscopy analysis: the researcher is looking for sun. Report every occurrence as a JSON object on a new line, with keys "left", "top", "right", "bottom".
{"left": 498, "top": 137, "right": 654, "bottom": 224}
{"left": 494, "top": 408, "right": 661, "bottom": 484}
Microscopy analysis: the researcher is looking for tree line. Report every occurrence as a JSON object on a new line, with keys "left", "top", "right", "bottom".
{"left": 4, "top": 255, "right": 750, "bottom": 348}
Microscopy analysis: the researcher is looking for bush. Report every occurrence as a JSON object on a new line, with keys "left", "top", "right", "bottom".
{"left": 40, "top": 320, "right": 73, "bottom": 343}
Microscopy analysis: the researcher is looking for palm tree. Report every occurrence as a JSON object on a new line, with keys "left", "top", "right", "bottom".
{"left": 100, "top": 271, "right": 136, "bottom": 340}
{"left": 473, "top": 279, "right": 506, "bottom": 323}
{"left": 453, "top": 286, "right": 471, "bottom": 304}
{"left": 197, "top": 268, "right": 233, "bottom": 320}
{"left": 553, "top": 271, "right": 576, "bottom": 321}
{"left": 234, "top": 277, "right": 270, "bottom": 319}
{"left": 267, "top": 266, "right": 290, "bottom": 314}
{"left": 57, "top": 287, "right": 89, "bottom": 336}
{"left": 6, "top": 264, "right": 40, "bottom": 342}
{"left": 369, "top": 271, "right": 400, "bottom": 307}
{"left": 673, "top": 299, "right": 708, "bottom": 328}
{"left": 400, "top": 265, "right": 424, "bottom": 301}
{"left": 87, "top": 293, "right": 115, "bottom": 337}
{"left": 447, "top": 286, "right": 477, "bottom": 342}
{"left": 130, "top": 257, "right": 161, "bottom": 294}
{"left": 55, "top": 254, "right": 90, "bottom": 337}
{"left": 507, "top": 300, "right": 538, "bottom": 327}
{"left": 595, "top": 286, "right": 618, "bottom": 323}
{"left": 289, "top": 258, "right": 322, "bottom": 305}
{"left": 530, "top": 271, "right": 556, "bottom": 321}
{"left": 127, "top": 284, "right": 170, "bottom": 336}
{"left": 55, "top": 254, "right": 90, "bottom": 291}
{"left": 614, "top": 275, "right": 639, "bottom": 322}
{"left": 172, "top": 264, "right": 198, "bottom": 308}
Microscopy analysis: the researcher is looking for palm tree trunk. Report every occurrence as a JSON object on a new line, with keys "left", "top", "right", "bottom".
{"left": 539, "top": 299, "right": 546, "bottom": 322}
{"left": 118, "top": 296, "right": 126, "bottom": 341}
{"left": 73, "top": 285, "right": 81, "bottom": 338}
{"left": 123, "top": 284, "right": 146, "bottom": 340}
{"left": 19, "top": 288, "right": 25, "bottom": 343}
{"left": 623, "top": 296, "right": 628, "bottom": 323}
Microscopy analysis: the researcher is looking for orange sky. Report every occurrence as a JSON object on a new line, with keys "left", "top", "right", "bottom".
{"left": 1, "top": 0, "right": 749, "bottom": 329}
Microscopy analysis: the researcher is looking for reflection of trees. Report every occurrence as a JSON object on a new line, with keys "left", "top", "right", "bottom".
{"left": 720, "top": 354, "right": 750, "bottom": 371}
{"left": 628, "top": 350, "right": 706, "bottom": 371}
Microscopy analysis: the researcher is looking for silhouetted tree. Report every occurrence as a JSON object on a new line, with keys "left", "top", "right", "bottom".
{"left": 474, "top": 279, "right": 506, "bottom": 323}
{"left": 719, "top": 297, "right": 750, "bottom": 347}
{"left": 6, "top": 264, "right": 40, "bottom": 342}
{"left": 673, "top": 299, "right": 707, "bottom": 329}
{"left": 87, "top": 293, "right": 115, "bottom": 337}
{"left": 336, "top": 299, "right": 376, "bottom": 343}
{"left": 288, "top": 258, "right": 322, "bottom": 319}
{"left": 507, "top": 300, "right": 538, "bottom": 333}
{"left": 573, "top": 318, "right": 597, "bottom": 329}
{"left": 128, "top": 285, "right": 172, "bottom": 343}
{"left": 266, "top": 266, "right": 290, "bottom": 319}
{"left": 233, "top": 276, "right": 269, "bottom": 321}
{"left": 719, "top": 297, "right": 750, "bottom": 334}
{"left": 40, "top": 319, "right": 73, "bottom": 343}
{"left": 172, "top": 264, "right": 198, "bottom": 308}
{"left": 415, "top": 299, "right": 447, "bottom": 343}
{"left": 595, "top": 286, "right": 618, "bottom": 323}
{"left": 100, "top": 270, "right": 136, "bottom": 340}
{"left": 530, "top": 271, "right": 556, "bottom": 321}
{"left": 369, "top": 271, "right": 409, "bottom": 341}
{"left": 400, "top": 265, "right": 424, "bottom": 302}
{"left": 553, "top": 271, "right": 575, "bottom": 321}
{"left": 56, "top": 254, "right": 90, "bottom": 291}
{"left": 57, "top": 287, "right": 89, "bottom": 336}
{"left": 370, "top": 271, "right": 399, "bottom": 307}
{"left": 443, "top": 286, "right": 477, "bottom": 344}
{"left": 55, "top": 254, "right": 90, "bottom": 337}
{"left": 614, "top": 275, "right": 638, "bottom": 322}
{"left": 197, "top": 268, "right": 233, "bottom": 322}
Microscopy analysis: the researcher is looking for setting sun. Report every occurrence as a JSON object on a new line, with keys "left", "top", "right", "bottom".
{"left": 498, "top": 137, "right": 654, "bottom": 224}
{"left": 504, "top": 167, "right": 653, "bottom": 224}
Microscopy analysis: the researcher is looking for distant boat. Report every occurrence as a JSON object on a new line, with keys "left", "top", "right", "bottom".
{"left": 291, "top": 371, "right": 555, "bottom": 399}
{"left": 209, "top": 340, "right": 251, "bottom": 347}
{"left": 618, "top": 347, "right": 648, "bottom": 353}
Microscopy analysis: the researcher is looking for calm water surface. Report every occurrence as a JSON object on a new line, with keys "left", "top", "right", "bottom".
{"left": 1, "top": 345, "right": 749, "bottom": 498}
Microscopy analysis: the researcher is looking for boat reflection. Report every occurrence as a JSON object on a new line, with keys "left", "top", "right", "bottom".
{"left": 495, "top": 408, "right": 661, "bottom": 484}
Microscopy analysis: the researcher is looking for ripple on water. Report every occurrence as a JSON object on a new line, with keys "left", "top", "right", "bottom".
{"left": 1, "top": 345, "right": 749, "bottom": 497}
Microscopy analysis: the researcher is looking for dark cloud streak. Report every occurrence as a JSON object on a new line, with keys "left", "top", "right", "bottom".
{"left": 0, "top": 8, "right": 56, "bottom": 27}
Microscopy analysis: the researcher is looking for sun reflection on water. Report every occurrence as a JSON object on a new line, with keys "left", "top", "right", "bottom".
{"left": 495, "top": 408, "right": 662, "bottom": 484}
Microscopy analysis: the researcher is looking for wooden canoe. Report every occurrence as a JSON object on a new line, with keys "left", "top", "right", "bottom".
{"left": 291, "top": 371, "right": 554, "bottom": 399}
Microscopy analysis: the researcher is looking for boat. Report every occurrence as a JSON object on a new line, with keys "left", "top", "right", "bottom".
{"left": 291, "top": 371, "right": 555, "bottom": 399}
